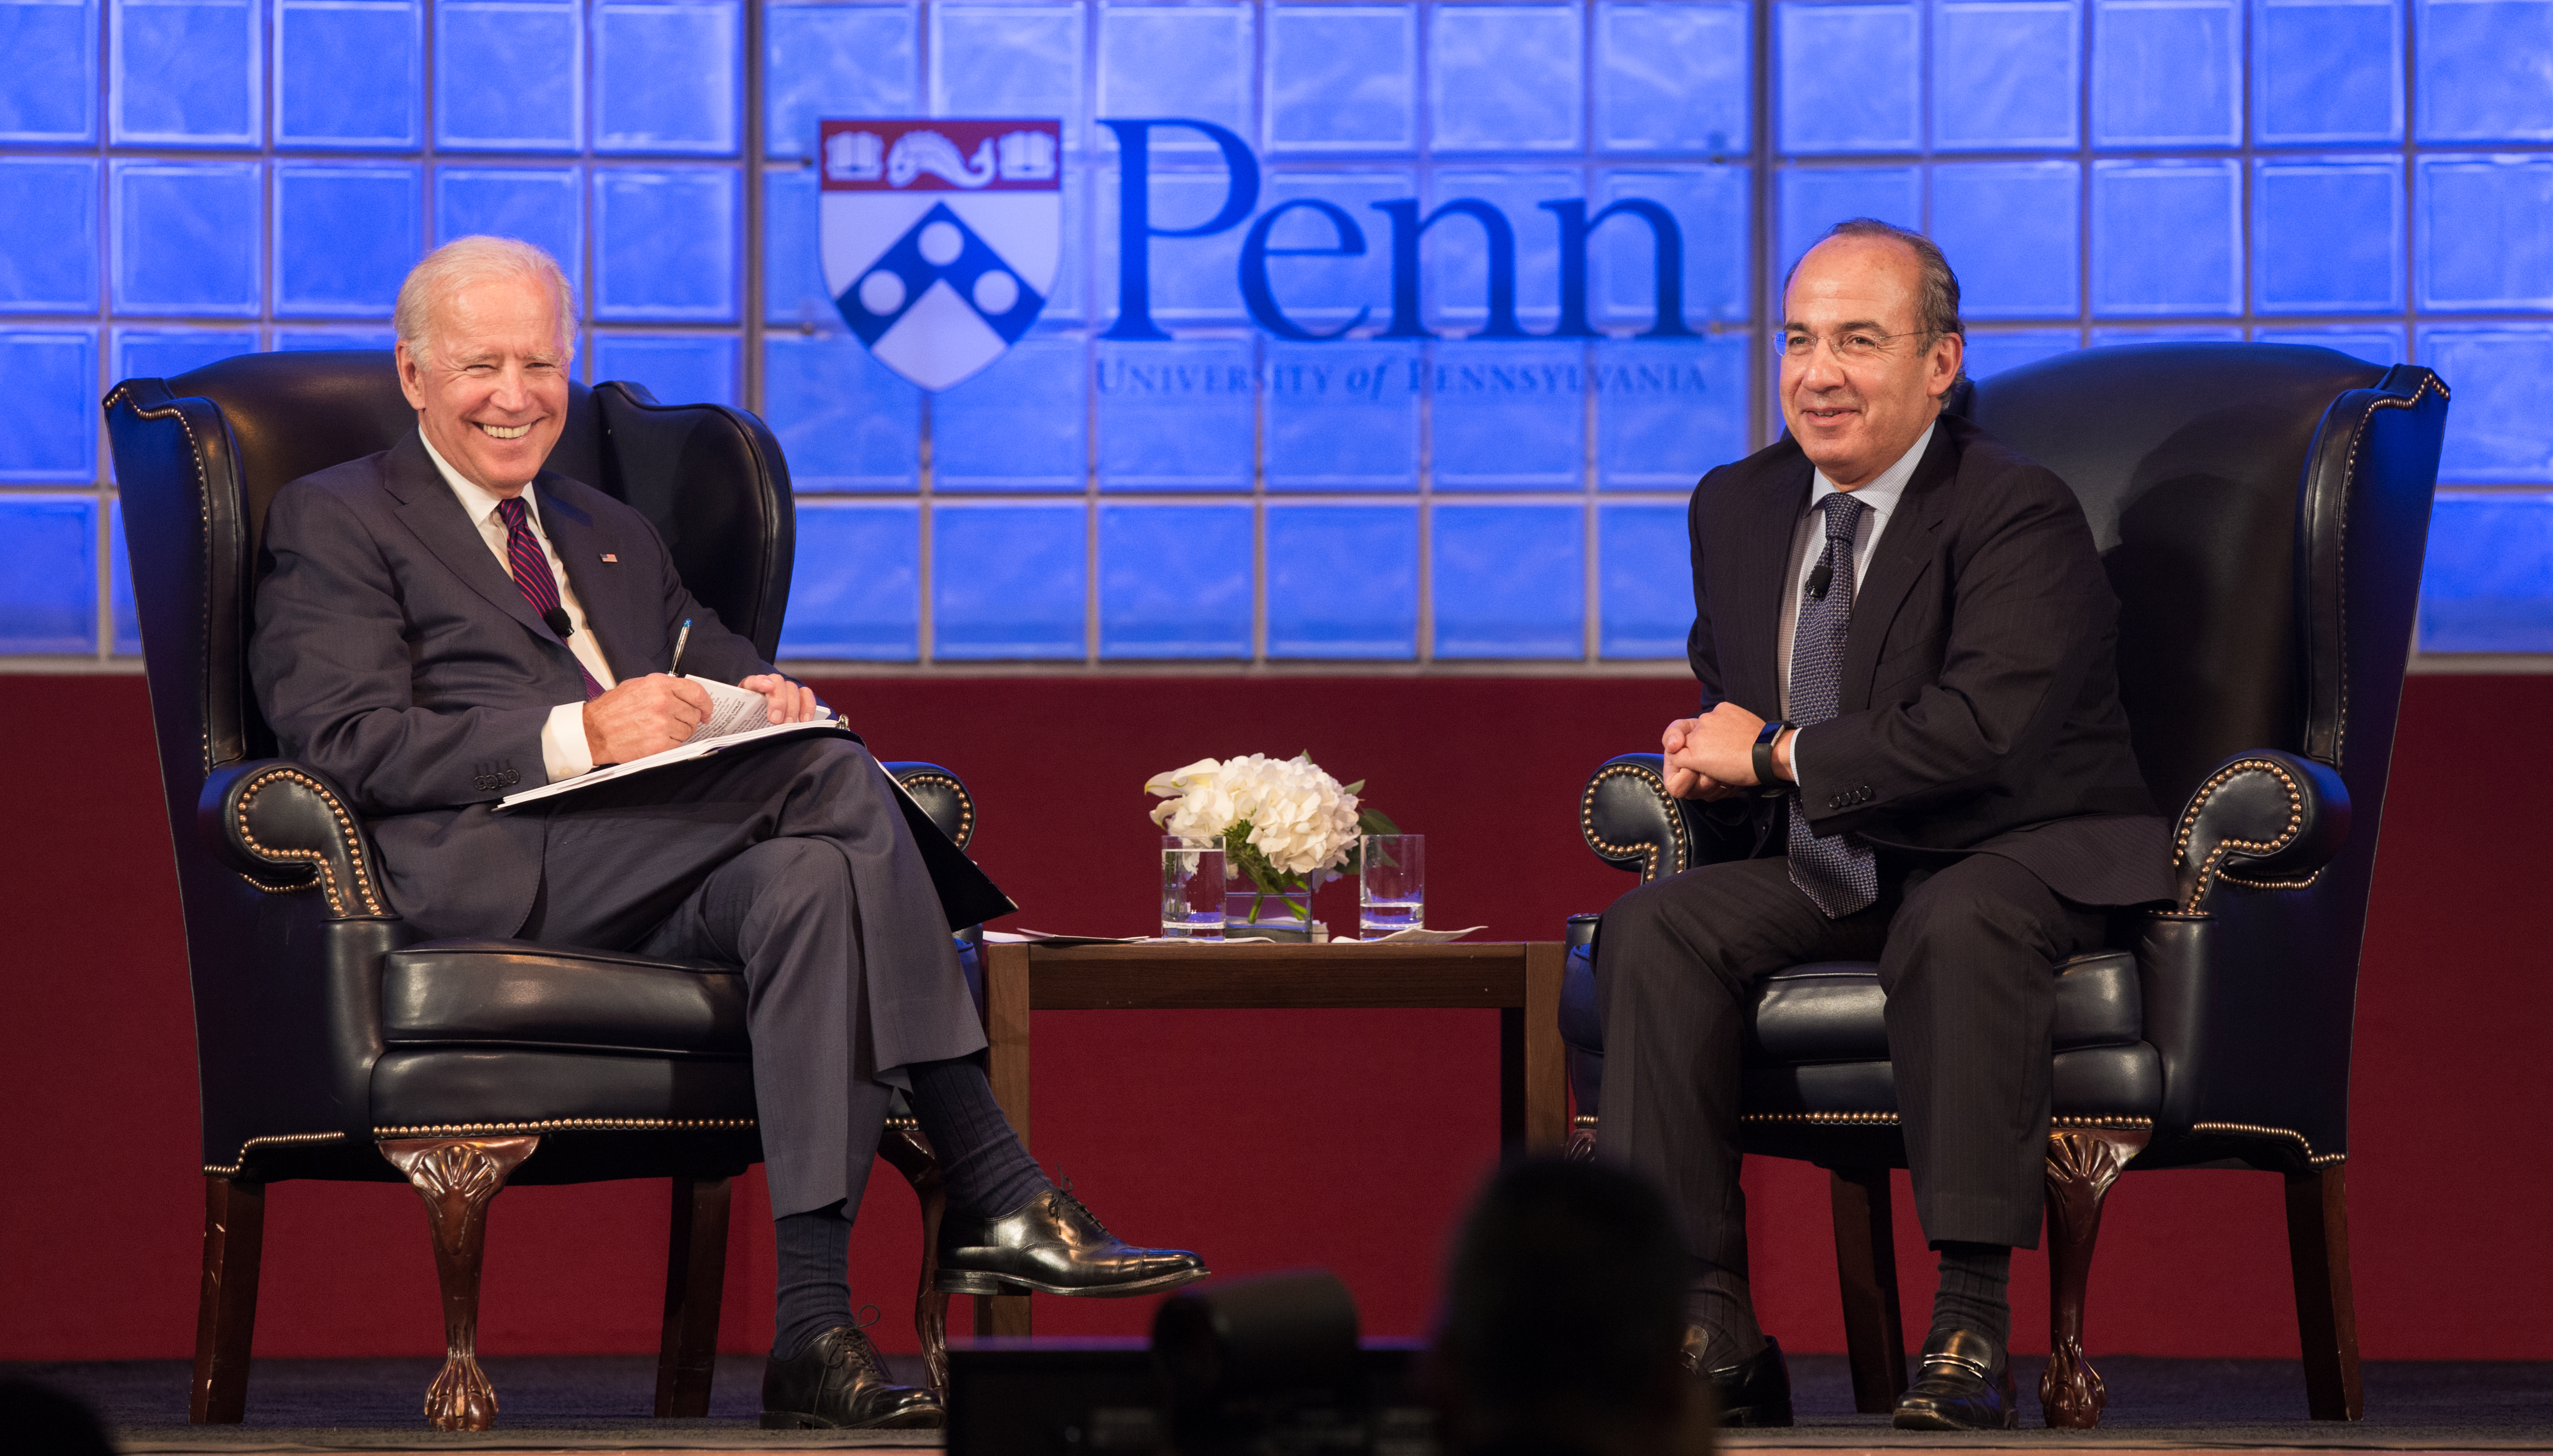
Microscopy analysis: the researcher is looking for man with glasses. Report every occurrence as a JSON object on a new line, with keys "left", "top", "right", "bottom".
{"left": 1591, "top": 220, "right": 2170, "bottom": 1430}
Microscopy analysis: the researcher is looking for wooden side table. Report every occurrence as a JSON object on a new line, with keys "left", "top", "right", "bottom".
{"left": 968, "top": 939, "right": 1570, "bottom": 1336}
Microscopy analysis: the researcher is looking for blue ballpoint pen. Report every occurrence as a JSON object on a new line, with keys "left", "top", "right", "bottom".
{"left": 668, "top": 617, "right": 693, "bottom": 677}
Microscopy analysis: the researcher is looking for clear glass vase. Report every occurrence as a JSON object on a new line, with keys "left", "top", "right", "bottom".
{"left": 1224, "top": 882, "right": 1315, "bottom": 940}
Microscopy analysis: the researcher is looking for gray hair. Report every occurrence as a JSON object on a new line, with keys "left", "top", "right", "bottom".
{"left": 1786, "top": 218, "right": 1966, "bottom": 377}
{"left": 394, "top": 236, "right": 577, "bottom": 364}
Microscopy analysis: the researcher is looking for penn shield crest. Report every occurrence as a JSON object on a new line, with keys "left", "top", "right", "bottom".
{"left": 820, "top": 118, "right": 1062, "bottom": 392}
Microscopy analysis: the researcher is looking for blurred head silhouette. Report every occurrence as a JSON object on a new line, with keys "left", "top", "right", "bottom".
{"left": 1432, "top": 1157, "right": 1712, "bottom": 1456}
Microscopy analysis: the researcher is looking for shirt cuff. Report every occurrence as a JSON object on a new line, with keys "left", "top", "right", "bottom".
{"left": 541, "top": 701, "right": 596, "bottom": 782}
{"left": 1785, "top": 726, "right": 1808, "bottom": 789}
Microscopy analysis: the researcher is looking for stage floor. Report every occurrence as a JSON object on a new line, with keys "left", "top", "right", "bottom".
{"left": 8, "top": 1352, "right": 2548, "bottom": 1453}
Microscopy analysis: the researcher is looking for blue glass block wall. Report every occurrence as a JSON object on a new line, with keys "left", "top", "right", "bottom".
{"left": 4, "top": 0, "right": 2548, "bottom": 664}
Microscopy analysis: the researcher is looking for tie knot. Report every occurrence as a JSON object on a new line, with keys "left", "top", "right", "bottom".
{"left": 1817, "top": 491, "right": 1864, "bottom": 544}
{"left": 496, "top": 495, "right": 528, "bottom": 530}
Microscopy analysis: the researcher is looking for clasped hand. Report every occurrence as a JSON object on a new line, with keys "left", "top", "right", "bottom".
{"left": 1661, "top": 702, "right": 1781, "bottom": 800}
{"left": 581, "top": 672, "right": 817, "bottom": 765}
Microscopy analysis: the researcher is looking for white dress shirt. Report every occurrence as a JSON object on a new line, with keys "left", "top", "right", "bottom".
{"left": 419, "top": 429, "right": 614, "bottom": 783}
{"left": 1775, "top": 422, "right": 1934, "bottom": 789}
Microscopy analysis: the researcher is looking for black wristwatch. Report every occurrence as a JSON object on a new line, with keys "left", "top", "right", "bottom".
{"left": 1752, "top": 719, "right": 1793, "bottom": 797}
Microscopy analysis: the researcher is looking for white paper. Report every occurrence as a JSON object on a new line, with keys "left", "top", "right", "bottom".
{"left": 497, "top": 717, "right": 846, "bottom": 810}
{"left": 1338, "top": 925, "right": 1488, "bottom": 944}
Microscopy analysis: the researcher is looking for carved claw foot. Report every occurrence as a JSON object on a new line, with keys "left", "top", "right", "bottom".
{"left": 2039, "top": 1129, "right": 2146, "bottom": 1429}
{"left": 380, "top": 1135, "right": 539, "bottom": 1433}
{"left": 423, "top": 1351, "right": 500, "bottom": 1432}
{"left": 2039, "top": 1335, "right": 2110, "bottom": 1429}
{"left": 917, "top": 1290, "right": 952, "bottom": 1396}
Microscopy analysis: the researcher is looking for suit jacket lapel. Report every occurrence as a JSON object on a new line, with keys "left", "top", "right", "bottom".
{"left": 1838, "top": 424, "right": 1958, "bottom": 712}
{"left": 381, "top": 434, "right": 558, "bottom": 644}
{"left": 1722, "top": 457, "right": 1811, "bottom": 714}
{"left": 537, "top": 479, "right": 659, "bottom": 682}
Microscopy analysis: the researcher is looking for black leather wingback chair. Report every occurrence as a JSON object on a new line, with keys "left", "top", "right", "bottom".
{"left": 105, "top": 351, "right": 986, "bottom": 1429}
{"left": 1560, "top": 344, "right": 2448, "bottom": 1426}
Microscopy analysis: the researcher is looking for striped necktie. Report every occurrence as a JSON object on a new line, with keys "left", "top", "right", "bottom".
{"left": 1784, "top": 492, "right": 1878, "bottom": 917}
{"left": 495, "top": 495, "right": 604, "bottom": 701}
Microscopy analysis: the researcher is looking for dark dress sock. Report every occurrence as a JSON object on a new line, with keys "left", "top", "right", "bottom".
{"left": 907, "top": 1052, "right": 1050, "bottom": 1218}
{"left": 1930, "top": 1241, "right": 2013, "bottom": 1347}
{"left": 772, "top": 1200, "right": 854, "bottom": 1362}
{"left": 1686, "top": 1257, "right": 1768, "bottom": 1366}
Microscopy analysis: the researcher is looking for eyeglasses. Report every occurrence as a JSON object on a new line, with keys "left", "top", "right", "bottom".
{"left": 1780, "top": 329, "right": 1931, "bottom": 362}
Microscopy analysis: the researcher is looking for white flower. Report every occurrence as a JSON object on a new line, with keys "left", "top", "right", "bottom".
{"left": 1145, "top": 752, "right": 1364, "bottom": 885}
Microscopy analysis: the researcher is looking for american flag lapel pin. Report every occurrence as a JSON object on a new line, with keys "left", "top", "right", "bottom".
{"left": 601, "top": 553, "right": 618, "bottom": 563}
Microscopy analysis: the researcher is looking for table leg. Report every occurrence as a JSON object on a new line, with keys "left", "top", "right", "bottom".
{"left": 977, "top": 942, "right": 1034, "bottom": 1338}
{"left": 1522, "top": 941, "right": 1568, "bottom": 1150}
{"left": 1499, "top": 1006, "right": 1525, "bottom": 1148}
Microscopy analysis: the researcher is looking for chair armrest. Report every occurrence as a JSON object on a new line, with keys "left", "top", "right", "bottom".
{"left": 2170, "top": 750, "right": 2351, "bottom": 913}
{"left": 884, "top": 761, "right": 978, "bottom": 851}
{"left": 197, "top": 759, "right": 394, "bottom": 920}
{"left": 1581, "top": 753, "right": 1743, "bottom": 883}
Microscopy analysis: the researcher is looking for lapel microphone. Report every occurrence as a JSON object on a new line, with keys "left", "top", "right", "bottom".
{"left": 543, "top": 606, "right": 574, "bottom": 639}
{"left": 1806, "top": 562, "right": 1835, "bottom": 601}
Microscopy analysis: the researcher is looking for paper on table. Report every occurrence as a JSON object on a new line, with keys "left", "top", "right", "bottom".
{"left": 1340, "top": 925, "right": 1488, "bottom": 944}
{"left": 983, "top": 928, "right": 1481, "bottom": 946}
{"left": 983, "top": 929, "right": 1289, "bottom": 945}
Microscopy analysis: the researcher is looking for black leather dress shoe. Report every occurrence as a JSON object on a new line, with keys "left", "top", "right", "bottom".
{"left": 934, "top": 1186, "right": 1209, "bottom": 1297}
{"left": 1893, "top": 1327, "right": 2020, "bottom": 1431}
{"left": 1680, "top": 1329, "right": 1794, "bottom": 1427}
{"left": 760, "top": 1325, "right": 943, "bottom": 1430}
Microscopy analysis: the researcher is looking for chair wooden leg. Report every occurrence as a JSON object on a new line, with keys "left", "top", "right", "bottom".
{"left": 1828, "top": 1166, "right": 1908, "bottom": 1413}
{"left": 2039, "top": 1129, "right": 2147, "bottom": 1429}
{"left": 380, "top": 1136, "right": 539, "bottom": 1432}
{"left": 877, "top": 1119, "right": 952, "bottom": 1399}
{"left": 189, "top": 1175, "right": 266, "bottom": 1424}
{"left": 654, "top": 1176, "right": 731, "bottom": 1418}
{"left": 2285, "top": 1163, "right": 2363, "bottom": 1420}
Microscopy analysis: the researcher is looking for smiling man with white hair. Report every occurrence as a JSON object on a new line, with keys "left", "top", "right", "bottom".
{"left": 251, "top": 236, "right": 1207, "bottom": 1430}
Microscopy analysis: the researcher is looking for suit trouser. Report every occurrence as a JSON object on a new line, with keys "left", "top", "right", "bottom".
{"left": 521, "top": 735, "right": 988, "bottom": 1219}
{"left": 1593, "top": 849, "right": 2107, "bottom": 1274}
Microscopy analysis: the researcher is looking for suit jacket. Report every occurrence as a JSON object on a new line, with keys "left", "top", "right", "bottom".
{"left": 251, "top": 431, "right": 1010, "bottom": 940}
{"left": 1688, "top": 413, "right": 2173, "bottom": 908}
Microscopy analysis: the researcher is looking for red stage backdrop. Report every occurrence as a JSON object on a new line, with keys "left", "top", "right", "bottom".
{"left": 3, "top": 673, "right": 2545, "bottom": 1364}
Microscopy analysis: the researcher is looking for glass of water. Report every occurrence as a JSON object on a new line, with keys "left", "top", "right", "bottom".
{"left": 1359, "top": 835, "right": 1424, "bottom": 938}
{"left": 1161, "top": 836, "right": 1226, "bottom": 940}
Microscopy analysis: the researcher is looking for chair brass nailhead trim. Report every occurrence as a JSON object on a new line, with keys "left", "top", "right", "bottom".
{"left": 2171, "top": 757, "right": 2307, "bottom": 914}
{"left": 372, "top": 1117, "right": 756, "bottom": 1138}
{"left": 895, "top": 772, "right": 975, "bottom": 851}
{"left": 232, "top": 765, "right": 387, "bottom": 917}
{"left": 1740, "top": 1110, "right": 1900, "bottom": 1126}
{"left": 1581, "top": 761, "right": 1690, "bottom": 882}
{"left": 105, "top": 385, "right": 218, "bottom": 775}
{"left": 2219, "top": 867, "right": 2324, "bottom": 892}
{"left": 202, "top": 1130, "right": 347, "bottom": 1176}
{"left": 1733, "top": 1112, "right": 2155, "bottom": 1131}
{"left": 2327, "top": 371, "right": 2449, "bottom": 763}
{"left": 2190, "top": 1120, "right": 2348, "bottom": 1166}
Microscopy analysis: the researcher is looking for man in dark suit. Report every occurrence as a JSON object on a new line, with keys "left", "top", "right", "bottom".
{"left": 251, "top": 236, "right": 1206, "bottom": 1431}
{"left": 1593, "top": 219, "right": 2171, "bottom": 1431}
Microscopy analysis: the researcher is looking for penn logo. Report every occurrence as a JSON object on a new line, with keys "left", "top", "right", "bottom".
{"left": 820, "top": 118, "right": 1062, "bottom": 391}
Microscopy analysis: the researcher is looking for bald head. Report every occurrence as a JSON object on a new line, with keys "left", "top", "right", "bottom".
{"left": 1778, "top": 225, "right": 1966, "bottom": 488}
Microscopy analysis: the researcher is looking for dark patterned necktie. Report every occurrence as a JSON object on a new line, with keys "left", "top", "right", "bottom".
{"left": 495, "top": 495, "right": 604, "bottom": 700}
{"left": 1785, "top": 492, "right": 1878, "bottom": 917}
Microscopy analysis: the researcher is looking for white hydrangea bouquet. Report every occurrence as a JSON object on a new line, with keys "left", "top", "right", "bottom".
{"left": 1145, "top": 752, "right": 1399, "bottom": 929}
